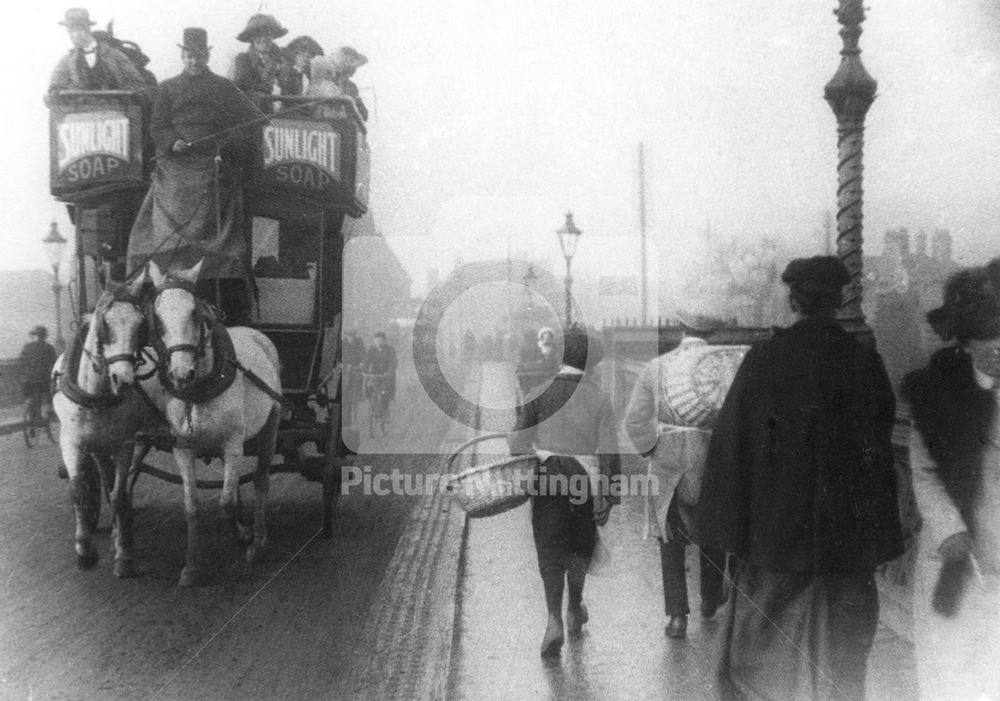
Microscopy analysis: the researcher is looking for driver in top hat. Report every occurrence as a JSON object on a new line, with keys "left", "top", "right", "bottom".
{"left": 48, "top": 7, "right": 146, "bottom": 94}
{"left": 126, "top": 28, "right": 261, "bottom": 326}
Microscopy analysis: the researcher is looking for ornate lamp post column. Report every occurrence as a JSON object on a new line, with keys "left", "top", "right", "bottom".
{"left": 42, "top": 221, "right": 69, "bottom": 352}
{"left": 556, "top": 212, "right": 582, "bottom": 327}
{"left": 824, "top": 0, "right": 876, "bottom": 337}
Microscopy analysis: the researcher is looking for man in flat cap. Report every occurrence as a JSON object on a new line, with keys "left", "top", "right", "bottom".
{"left": 126, "top": 28, "right": 261, "bottom": 324}
{"left": 624, "top": 306, "right": 746, "bottom": 639}
{"left": 49, "top": 8, "right": 146, "bottom": 94}
{"left": 698, "top": 256, "right": 904, "bottom": 700}
{"left": 232, "top": 13, "right": 288, "bottom": 112}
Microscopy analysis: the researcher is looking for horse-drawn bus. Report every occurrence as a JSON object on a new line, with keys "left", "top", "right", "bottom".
{"left": 49, "top": 88, "right": 370, "bottom": 584}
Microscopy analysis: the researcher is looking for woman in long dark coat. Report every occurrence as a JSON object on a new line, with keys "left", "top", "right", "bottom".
{"left": 508, "top": 328, "right": 620, "bottom": 658}
{"left": 901, "top": 260, "right": 1000, "bottom": 700}
{"left": 698, "top": 256, "right": 904, "bottom": 700}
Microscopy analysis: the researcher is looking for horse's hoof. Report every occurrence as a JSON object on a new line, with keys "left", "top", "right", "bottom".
{"left": 246, "top": 541, "right": 268, "bottom": 564}
{"left": 76, "top": 550, "right": 99, "bottom": 570}
{"left": 233, "top": 521, "right": 253, "bottom": 547}
{"left": 114, "top": 559, "right": 138, "bottom": 579}
{"left": 178, "top": 567, "right": 200, "bottom": 588}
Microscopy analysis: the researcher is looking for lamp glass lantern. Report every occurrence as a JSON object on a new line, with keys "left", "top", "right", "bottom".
{"left": 42, "top": 221, "right": 68, "bottom": 275}
{"left": 556, "top": 212, "right": 582, "bottom": 261}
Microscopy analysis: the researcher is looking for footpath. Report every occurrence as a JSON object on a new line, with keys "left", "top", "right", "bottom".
{"left": 351, "top": 360, "right": 918, "bottom": 701}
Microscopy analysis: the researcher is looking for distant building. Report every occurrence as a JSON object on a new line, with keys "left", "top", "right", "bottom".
{"left": 864, "top": 228, "right": 959, "bottom": 386}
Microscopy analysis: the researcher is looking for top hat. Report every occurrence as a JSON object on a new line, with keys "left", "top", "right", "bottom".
{"left": 178, "top": 27, "right": 211, "bottom": 56}
{"left": 237, "top": 13, "right": 288, "bottom": 42}
{"left": 59, "top": 8, "right": 96, "bottom": 28}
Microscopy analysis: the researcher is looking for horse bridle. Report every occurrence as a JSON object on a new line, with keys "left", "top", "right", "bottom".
{"left": 148, "top": 284, "right": 216, "bottom": 365}
{"left": 88, "top": 294, "right": 148, "bottom": 373}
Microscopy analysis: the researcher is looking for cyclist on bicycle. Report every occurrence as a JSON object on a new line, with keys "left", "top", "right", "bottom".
{"left": 20, "top": 325, "right": 58, "bottom": 421}
{"left": 361, "top": 330, "right": 396, "bottom": 418}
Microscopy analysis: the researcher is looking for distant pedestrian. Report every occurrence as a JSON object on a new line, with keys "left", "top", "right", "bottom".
{"left": 698, "top": 256, "right": 904, "bottom": 700}
{"left": 624, "top": 310, "right": 743, "bottom": 639}
{"left": 508, "top": 327, "right": 620, "bottom": 658}
{"left": 901, "top": 259, "right": 1000, "bottom": 701}
{"left": 20, "top": 326, "right": 58, "bottom": 418}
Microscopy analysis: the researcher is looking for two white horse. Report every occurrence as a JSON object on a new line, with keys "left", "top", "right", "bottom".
{"left": 54, "top": 260, "right": 281, "bottom": 587}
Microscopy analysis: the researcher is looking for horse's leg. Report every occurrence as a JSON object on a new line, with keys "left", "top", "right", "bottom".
{"left": 64, "top": 444, "right": 99, "bottom": 569}
{"left": 247, "top": 406, "right": 278, "bottom": 563}
{"left": 220, "top": 436, "right": 252, "bottom": 548}
{"left": 111, "top": 442, "right": 137, "bottom": 578}
{"left": 175, "top": 447, "right": 202, "bottom": 587}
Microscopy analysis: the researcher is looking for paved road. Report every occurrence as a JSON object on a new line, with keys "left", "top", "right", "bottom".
{"left": 0, "top": 374, "right": 455, "bottom": 701}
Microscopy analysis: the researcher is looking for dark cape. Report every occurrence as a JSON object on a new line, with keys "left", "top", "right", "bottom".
{"left": 697, "top": 318, "right": 905, "bottom": 574}
{"left": 900, "top": 346, "right": 995, "bottom": 526}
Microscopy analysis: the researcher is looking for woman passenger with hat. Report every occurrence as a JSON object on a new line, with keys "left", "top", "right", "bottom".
{"left": 508, "top": 326, "right": 621, "bottom": 658}
{"left": 232, "top": 13, "right": 288, "bottom": 111}
{"left": 328, "top": 46, "right": 369, "bottom": 121}
{"left": 279, "top": 36, "right": 324, "bottom": 97}
{"left": 901, "top": 258, "right": 1000, "bottom": 700}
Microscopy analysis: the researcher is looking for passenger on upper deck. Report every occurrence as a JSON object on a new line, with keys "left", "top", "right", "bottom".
{"left": 48, "top": 8, "right": 146, "bottom": 95}
{"left": 328, "top": 46, "right": 369, "bottom": 122}
{"left": 306, "top": 56, "right": 347, "bottom": 119}
{"left": 279, "top": 36, "right": 324, "bottom": 97}
{"left": 232, "top": 13, "right": 288, "bottom": 112}
{"left": 126, "top": 28, "right": 261, "bottom": 326}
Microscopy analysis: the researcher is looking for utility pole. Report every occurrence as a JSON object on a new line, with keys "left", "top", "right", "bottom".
{"left": 638, "top": 143, "right": 649, "bottom": 326}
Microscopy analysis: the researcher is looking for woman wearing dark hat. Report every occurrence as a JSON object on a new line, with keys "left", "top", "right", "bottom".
{"left": 699, "top": 255, "right": 904, "bottom": 700}
{"left": 279, "top": 36, "right": 324, "bottom": 97}
{"left": 508, "top": 326, "right": 621, "bottom": 658}
{"left": 901, "top": 259, "right": 1000, "bottom": 700}
{"left": 232, "top": 13, "right": 288, "bottom": 109}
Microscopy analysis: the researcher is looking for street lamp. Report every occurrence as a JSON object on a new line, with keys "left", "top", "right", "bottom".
{"left": 556, "top": 212, "right": 582, "bottom": 326}
{"left": 42, "top": 221, "right": 68, "bottom": 352}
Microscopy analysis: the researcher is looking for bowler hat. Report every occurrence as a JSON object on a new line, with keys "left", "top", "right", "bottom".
{"left": 59, "top": 8, "right": 96, "bottom": 28}
{"left": 237, "top": 13, "right": 288, "bottom": 42}
{"left": 30, "top": 325, "right": 48, "bottom": 339}
{"left": 178, "top": 27, "right": 210, "bottom": 56}
{"left": 781, "top": 256, "right": 850, "bottom": 292}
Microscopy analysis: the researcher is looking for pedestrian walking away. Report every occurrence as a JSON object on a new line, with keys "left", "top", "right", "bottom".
{"left": 901, "top": 258, "right": 1000, "bottom": 701}
{"left": 624, "top": 308, "right": 746, "bottom": 640}
{"left": 698, "top": 256, "right": 905, "bottom": 701}
{"left": 508, "top": 326, "right": 621, "bottom": 658}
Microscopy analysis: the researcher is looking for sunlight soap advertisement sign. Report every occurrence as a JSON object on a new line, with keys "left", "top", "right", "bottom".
{"left": 50, "top": 108, "right": 141, "bottom": 191}
{"left": 261, "top": 119, "right": 342, "bottom": 193}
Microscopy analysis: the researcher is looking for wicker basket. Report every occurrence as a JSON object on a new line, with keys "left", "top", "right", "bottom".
{"left": 444, "top": 433, "right": 537, "bottom": 518}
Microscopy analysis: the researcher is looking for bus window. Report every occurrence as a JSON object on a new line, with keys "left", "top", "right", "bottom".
{"left": 251, "top": 216, "right": 319, "bottom": 325}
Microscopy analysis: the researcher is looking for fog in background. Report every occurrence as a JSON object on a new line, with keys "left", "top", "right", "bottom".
{"left": 3, "top": 0, "right": 999, "bottom": 300}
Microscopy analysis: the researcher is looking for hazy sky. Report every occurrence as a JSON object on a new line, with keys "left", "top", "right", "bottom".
{"left": 3, "top": 0, "right": 999, "bottom": 291}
